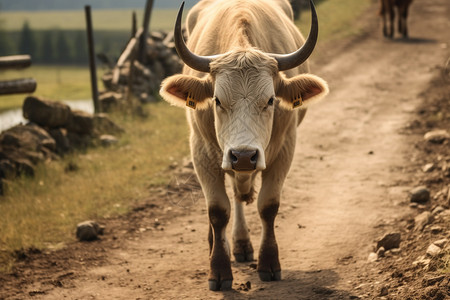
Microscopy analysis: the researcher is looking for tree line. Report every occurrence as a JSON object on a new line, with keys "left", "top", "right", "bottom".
{"left": 0, "top": 21, "right": 128, "bottom": 65}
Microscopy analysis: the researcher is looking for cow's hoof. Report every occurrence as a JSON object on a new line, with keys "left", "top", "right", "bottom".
{"left": 234, "top": 251, "right": 254, "bottom": 262}
{"left": 208, "top": 279, "right": 233, "bottom": 291}
{"left": 233, "top": 239, "right": 254, "bottom": 262}
{"left": 258, "top": 271, "right": 281, "bottom": 282}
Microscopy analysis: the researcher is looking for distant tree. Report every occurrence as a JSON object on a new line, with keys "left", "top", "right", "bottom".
{"left": 18, "top": 21, "right": 37, "bottom": 57}
{"left": 100, "top": 37, "right": 112, "bottom": 57}
{"left": 73, "top": 30, "right": 88, "bottom": 65}
{"left": 40, "top": 30, "right": 55, "bottom": 64}
{"left": 0, "top": 13, "right": 14, "bottom": 55}
{"left": 55, "top": 30, "right": 72, "bottom": 64}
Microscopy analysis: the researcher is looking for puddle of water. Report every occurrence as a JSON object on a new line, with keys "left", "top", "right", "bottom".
{"left": 0, "top": 100, "right": 94, "bottom": 133}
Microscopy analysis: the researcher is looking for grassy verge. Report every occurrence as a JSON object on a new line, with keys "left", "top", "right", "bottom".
{"left": 0, "top": 65, "right": 103, "bottom": 113}
{"left": 0, "top": 102, "right": 189, "bottom": 271}
{"left": 296, "top": 0, "right": 371, "bottom": 44}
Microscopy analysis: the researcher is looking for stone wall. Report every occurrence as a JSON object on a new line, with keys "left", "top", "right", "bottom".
{"left": 0, "top": 96, "right": 124, "bottom": 195}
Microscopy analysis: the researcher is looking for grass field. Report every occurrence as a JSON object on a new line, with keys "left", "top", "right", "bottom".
{"left": 0, "top": 65, "right": 103, "bottom": 113}
{"left": 1, "top": 9, "right": 180, "bottom": 31}
{"left": 0, "top": 0, "right": 372, "bottom": 272}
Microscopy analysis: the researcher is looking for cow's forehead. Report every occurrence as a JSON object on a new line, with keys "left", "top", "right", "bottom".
{"left": 214, "top": 68, "right": 274, "bottom": 102}
{"left": 210, "top": 48, "right": 278, "bottom": 75}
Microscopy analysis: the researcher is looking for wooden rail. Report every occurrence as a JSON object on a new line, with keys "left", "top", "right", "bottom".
{"left": 0, "top": 55, "right": 37, "bottom": 95}
{"left": 0, "top": 55, "right": 32, "bottom": 70}
{"left": 0, "top": 78, "right": 36, "bottom": 95}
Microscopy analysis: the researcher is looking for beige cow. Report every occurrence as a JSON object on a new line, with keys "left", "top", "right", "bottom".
{"left": 160, "top": 0, "right": 328, "bottom": 291}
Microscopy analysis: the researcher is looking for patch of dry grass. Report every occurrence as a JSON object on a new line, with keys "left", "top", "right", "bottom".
{"left": 0, "top": 102, "right": 189, "bottom": 271}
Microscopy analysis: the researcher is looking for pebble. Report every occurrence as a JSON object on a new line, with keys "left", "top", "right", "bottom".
{"left": 390, "top": 248, "right": 402, "bottom": 255}
{"left": 412, "top": 255, "right": 431, "bottom": 267}
{"left": 433, "top": 238, "right": 448, "bottom": 248}
{"left": 409, "top": 186, "right": 430, "bottom": 204}
{"left": 380, "top": 285, "right": 389, "bottom": 296}
{"left": 99, "top": 134, "right": 119, "bottom": 147}
{"left": 430, "top": 225, "right": 443, "bottom": 234}
{"left": 426, "top": 243, "right": 442, "bottom": 257}
{"left": 423, "top": 275, "right": 446, "bottom": 287}
{"left": 377, "top": 233, "right": 401, "bottom": 250}
{"left": 422, "top": 163, "right": 435, "bottom": 173}
{"left": 377, "top": 247, "right": 385, "bottom": 258}
{"left": 432, "top": 206, "right": 445, "bottom": 215}
{"left": 76, "top": 220, "right": 103, "bottom": 241}
{"left": 367, "top": 252, "right": 378, "bottom": 262}
{"left": 424, "top": 129, "right": 450, "bottom": 144}
{"left": 414, "top": 211, "right": 433, "bottom": 231}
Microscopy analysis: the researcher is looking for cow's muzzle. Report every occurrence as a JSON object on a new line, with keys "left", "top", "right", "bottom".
{"left": 229, "top": 149, "right": 258, "bottom": 172}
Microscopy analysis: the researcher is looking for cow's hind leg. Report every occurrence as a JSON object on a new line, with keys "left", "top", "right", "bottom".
{"left": 388, "top": 5, "right": 395, "bottom": 38}
{"left": 232, "top": 174, "right": 256, "bottom": 262}
{"left": 380, "top": 0, "right": 389, "bottom": 37}
{"left": 233, "top": 199, "right": 254, "bottom": 262}
{"left": 400, "top": 5, "right": 409, "bottom": 38}
{"left": 257, "top": 145, "right": 294, "bottom": 282}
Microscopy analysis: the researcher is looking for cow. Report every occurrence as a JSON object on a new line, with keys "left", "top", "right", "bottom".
{"left": 379, "top": 0, "right": 413, "bottom": 38}
{"left": 159, "top": 0, "right": 328, "bottom": 291}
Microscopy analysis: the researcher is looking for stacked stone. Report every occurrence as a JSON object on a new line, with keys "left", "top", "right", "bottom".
{"left": 100, "top": 31, "right": 183, "bottom": 110}
{"left": 0, "top": 96, "right": 124, "bottom": 195}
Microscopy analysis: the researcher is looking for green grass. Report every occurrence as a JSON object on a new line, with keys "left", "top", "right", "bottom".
{"left": 1, "top": 9, "right": 179, "bottom": 31}
{"left": 0, "top": 65, "right": 102, "bottom": 112}
{"left": 297, "top": 0, "right": 371, "bottom": 43}
{"left": 0, "top": 102, "right": 189, "bottom": 271}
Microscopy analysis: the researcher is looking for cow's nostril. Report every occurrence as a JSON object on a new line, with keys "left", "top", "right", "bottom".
{"left": 251, "top": 151, "right": 258, "bottom": 163}
{"left": 230, "top": 151, "right": 238, "bottom": 163}
{"left": 230, "top": 149, "right": 258, "bottom": 171}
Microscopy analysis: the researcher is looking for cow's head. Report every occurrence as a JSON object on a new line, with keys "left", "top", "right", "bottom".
{"left": 160, "top": 0, "right": 328, "bottom": 173}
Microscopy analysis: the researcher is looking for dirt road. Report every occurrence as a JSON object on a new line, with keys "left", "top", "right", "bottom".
{"left": 2, "top": 0, "right": 449, "bottom": 299}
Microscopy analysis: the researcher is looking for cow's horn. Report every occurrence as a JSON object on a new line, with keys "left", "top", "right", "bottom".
{"left": 270, "top": 0, "right": 319, "bottom": 71}
{"left": 174, "top": 2, "right": 215, "bottom": 73}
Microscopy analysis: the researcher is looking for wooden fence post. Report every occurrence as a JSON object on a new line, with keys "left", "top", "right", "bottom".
{"left": 137, "top": 0, "right": 154, "bottom": 64}
{"left": 84, "top": 5, "right": 100, "bottom": 113}
{"left": 132, "top": 11, "right": 137, "bottom": 38}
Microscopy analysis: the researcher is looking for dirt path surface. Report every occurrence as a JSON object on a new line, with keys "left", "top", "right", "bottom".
{"left": 1, "top": 0, "right": 449, "bottom": 299}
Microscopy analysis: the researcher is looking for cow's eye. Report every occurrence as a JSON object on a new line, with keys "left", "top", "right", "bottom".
{"left": 268, "top": 97, "right": 274, "bottom": 106}
{"left": 214, "top": 97, "right": 221, "bottom": 106}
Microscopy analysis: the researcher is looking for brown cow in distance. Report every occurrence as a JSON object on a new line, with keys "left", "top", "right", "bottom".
{"left": 379, "top": 0, "right": 413, "bottom": 38}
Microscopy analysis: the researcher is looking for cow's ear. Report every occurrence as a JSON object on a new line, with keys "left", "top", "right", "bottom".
{"left": 160, "top": 74, "right": 214, "bottom": 109}
{"left": 275, "top": 73, "right": 329, "bottom": 110}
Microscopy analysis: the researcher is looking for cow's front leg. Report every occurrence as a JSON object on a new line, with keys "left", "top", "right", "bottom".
{"left": 258, "top": 197, "right": 281, "bottom": 281}
{"left": 192, "top": 144, "right": 232, "bottom": 291}
{"left": 257, "top": 147, "right": 293, "bottom": 281}
{"left": 208, "top": 204, "right": 232, "bottom": 291}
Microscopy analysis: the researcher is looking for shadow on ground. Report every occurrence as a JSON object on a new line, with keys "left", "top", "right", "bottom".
{"left": 221, "top": 269, "right": 358, "bottom": 300}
